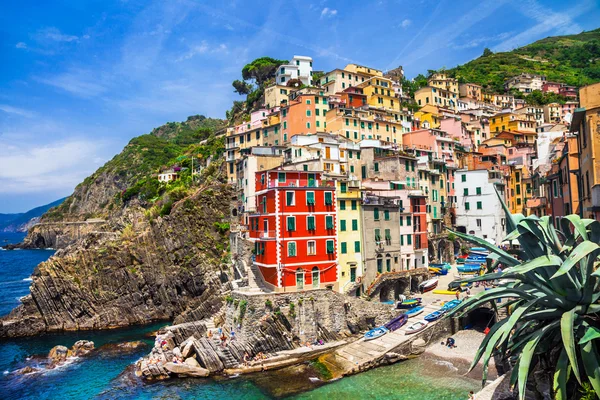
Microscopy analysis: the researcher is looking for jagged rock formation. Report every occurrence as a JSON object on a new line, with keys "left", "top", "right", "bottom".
{"left": 137, "top": 290, "right": 396, "bottom": 379}
{"left": 0, "top": 181, "right": 234, "bottom": 337}
{"left": 16, "top": 220, "right": 110, "bottom": 249}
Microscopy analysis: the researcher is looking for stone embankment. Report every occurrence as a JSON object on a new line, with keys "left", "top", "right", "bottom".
{"left": 136, "top": 289, "right": 396, "bottom": 380}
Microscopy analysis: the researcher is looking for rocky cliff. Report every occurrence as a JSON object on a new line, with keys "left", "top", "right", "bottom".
{"left": 0, "top": 115, "right": 232, "bottom": 337}
{"left": 0, "top": 178, "right": 234, "bottom": 337}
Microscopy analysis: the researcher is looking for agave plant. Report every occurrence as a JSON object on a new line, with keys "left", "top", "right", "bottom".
{"left": 448, "top": 193, "right": 600, "bottom": 400}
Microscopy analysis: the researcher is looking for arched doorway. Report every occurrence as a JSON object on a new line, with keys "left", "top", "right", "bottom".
{"left": 385, "top": 253, "right": 391, "bottom": 272}
{"left": 312, "top": 267, "right": 319, "bottom": 289}
{"left": 296, "top": 268, "right": 304, "bottom": 290}
{"left": 377, "top": 254, "right": 383, "bottom": 273}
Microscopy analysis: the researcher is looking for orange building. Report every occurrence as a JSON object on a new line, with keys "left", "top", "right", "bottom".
{"left": 281, "top": 92, "right": 328, "bottom": 143}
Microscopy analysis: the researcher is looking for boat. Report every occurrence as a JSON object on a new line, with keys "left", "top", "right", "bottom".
{"left": 441, "top": 299, "right": 461, "bottom": 311}
{"left": 432, "top": 288, "right": 461, "bottom": 295}
{"left": 396, "top": 298, "right": 422, "bottom": 309}
{"left": 424, "top": 310, "right": 446, "bottom": 322}
{"left": 457, "top": 264, "right": 482, "bottom": 274}
{"left": 456, "top": 254, "right": 468, "bottom": 264}
{"left": 364, "top": 326, "right": 389, "bottom": 340}
{"left": 384, "top": 313, "right": 409, "bottom": 332}
{"left": 470, "top": 247, "right": 489, "bottom": 255}
{"left": 428, "top": 263, "right": 450, "bottom": 275}
{"left": 419, "top": 278, "right": 439, "bottom": 293}
{"left": 405, "top": 320, "right": 429, "bottom": 335}
{"left": 403, "top": 306, "right": 425, "bottom": 318}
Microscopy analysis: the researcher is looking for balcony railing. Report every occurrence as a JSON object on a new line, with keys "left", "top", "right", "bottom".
{"left": 526, "top": 197, "right": 547, "bottom": 209}
{"left": 259, "top": 230, "right": 277, "bottom": 239}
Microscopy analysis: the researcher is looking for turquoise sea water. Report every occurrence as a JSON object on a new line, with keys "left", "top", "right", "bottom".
{"left": 0, "top": 232, "right": 480, "bottom": 399}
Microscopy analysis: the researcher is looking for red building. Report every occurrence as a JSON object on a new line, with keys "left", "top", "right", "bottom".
{"left": 249, "top": 170, "right": 338, "bottom": 292}
{"left": 559, "top": 85, "right": 577, "bottom": 98}
{"left": 410, "top": 195, "right": 428, "bottom": 266}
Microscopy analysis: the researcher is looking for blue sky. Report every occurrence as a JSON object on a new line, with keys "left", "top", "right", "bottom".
{"left": 0, "top": 0, "right": 598, "bottom": 213}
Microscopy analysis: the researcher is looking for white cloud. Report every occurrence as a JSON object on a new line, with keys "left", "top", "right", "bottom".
{"left": 15, "top": 42, "right": 27, "bottom": 49}
{"left": 0, "top": 138, "right": 108, "bottom": 194}
{"left": 320, "top": 7, "right": 338, "bottom": 18}
{"left": 176, "top": 41, "right": 228, "bottom": 62}
{"left": 36, "top": 69, "right": 108, "bottom": 98}
{"left": 0, "top": 104, "right": 36, "bottom": 118}
{"left": 400, "top": 19, "right": 412, "bottom": 28}
{"left": 38, "top": 27, "right": 79, "bottom": 42}
{"left": 493, "top": 0, "right": 592, "bottom": 52}
{"left": 451, "top": 32, "right": 513, "bottom": 50}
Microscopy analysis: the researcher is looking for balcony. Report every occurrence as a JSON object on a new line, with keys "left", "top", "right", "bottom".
{"left": 526, "top": 197, "right": 547, "bottom": 209}
{"left": 259, "top": 230, "right": 277, "bottom": 239}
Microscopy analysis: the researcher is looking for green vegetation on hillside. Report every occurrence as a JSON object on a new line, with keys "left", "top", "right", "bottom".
{"left": 45, "top": 115, "right": 226, "bottom": 221}
{"left": 447, "top": 28, "right": 600, "bottom": 93}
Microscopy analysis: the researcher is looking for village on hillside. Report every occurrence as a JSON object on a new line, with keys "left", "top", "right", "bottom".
{"left": 160, "top": 56, "right": 599, "bottom": 297}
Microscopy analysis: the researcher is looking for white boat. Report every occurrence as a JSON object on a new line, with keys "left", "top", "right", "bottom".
{"left": 405, "top": 320, "right": 429, "bottom": 335}
{"left": 419, "top": 278, "right": 439, "bottom": 293}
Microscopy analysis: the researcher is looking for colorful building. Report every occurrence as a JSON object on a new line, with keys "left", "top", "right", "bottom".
{"left": 336, "top": 178, "right": 364, "bottom": 295}
{"left": 249, "top": 170, "right": 338, "bottom": 291}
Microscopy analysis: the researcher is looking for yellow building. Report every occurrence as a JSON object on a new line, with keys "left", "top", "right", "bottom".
{"left": 336, "top": 179, "right": 364, "bottom": 294}
{"left": 358, "top": 76, "right": 400, "bottom": 111}
{"left": 428, "top": 73, "right": 459, "bottom": 95}
{"left": 263, "top": 85, "right": 290, "bottom": 108}
{"left": 489, "top": 112, "right": 536, "bottom": 134}
{"left": 508, "top": 166, "right": 529, "bottom": 214}
{"left": 344, "top": 63, "right": 383, "bottom": 77}
{"left": 225, "top": 112, "right": 281, "bottom": 182}
{"left": 571, "top": 83, "right": 600, "bottom": 220}
{"left": 325, "top": 107, "right": 406, "bottom": 143}
{"left": 414, "top": 86, "right": 458, "bottom": 111}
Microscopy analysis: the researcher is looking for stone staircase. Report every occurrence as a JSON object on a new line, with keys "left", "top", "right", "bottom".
{"left": 237, "top": 261, "right": 273, "bottom": 294}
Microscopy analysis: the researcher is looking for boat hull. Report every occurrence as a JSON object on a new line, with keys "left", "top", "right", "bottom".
{"left": 364, "top": 327, "right": 389, "bottom": 340}
{"left": 405, "top": 320, "right": 429, "bottom": 335}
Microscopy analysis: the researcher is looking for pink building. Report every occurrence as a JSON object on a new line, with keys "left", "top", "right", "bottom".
{"left": 542, "top": 82, "right": 561, "bottom": 94}
{"left": 561, "top": 101, "right": 579, "bottom": 120}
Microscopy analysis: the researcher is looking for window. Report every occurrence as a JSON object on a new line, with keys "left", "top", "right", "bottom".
{"left": 375, "top": 229, "right": 381, "bottom": 243}
{"left": 306, "top": 191, "right": 315, "bottom": 205}
{"left": 476, "top": 187, "right": 482, "bottom": 195}
{"left": 325, "top": 192, "right": 333, "bottom": 205}
{"left": 278, "top": 172, "right": 286, "bottom": 183}
{"left": 326, "top": 240, "right": 334, "bottom": 254}
{"left": 306, "top": 122, "right": 311, "bottom": 129}
{"left": 464, "top": 188, "right": 469, "bottom": 196}
{"left": 374, "top": 162, "right": 379, "bottom": 172}
{"left": 407, "top": 235, "right": 412, "bottom": 245}
{"left": 307, "top": 216, "right": 316, "bottom": 230}
{"left": 326, "top": 215, "right": 334, "bottom": 229}
{"left": 351, "top": 200, "right": 357, "bottom": 210}
{"left": 401, "top": 235, "right": 404, "bottom": 246}
{"left": 465, "top": 202, "right": 470, "bottom": 211}
{"left": 476, "top": 219, "right": 482, "bottom": 228}
{"left": 352, "top": 219, "right": 358, "bottom": 231}
{"left": 385, "top": 229, "right": 391, "bottom": 245}
{"left": 399, "top": 216, "right": 403, "bottom": 226}
{"left": 307, "top": 241, "right": 316, "bottom": 255}
{"left": 288, "top": 242, "right": 296, "bottom": 257}
{"left": 377, "top": 257, "right": 383, "bottom": 273}
{"left": 407, "top": 216, "right": 411, "bottom": 226}
{"left": 553, "top": 180, "right": 558, "bottom": 197}
{"left": 306, "top": 110, "right": 311, "bottom": 117}
{"left": 340, "top": 220, "right": 347, "bottom": 231}
{"left": 384, "top": 210, "right": 390, "bottom": 220}
{"left": 461, "top": 174, "right": 466, "bottom": 182}
{"left": 341, "top": 182, "right": 347, "bottom": 193}
{"left": 340, "top": 200, "right": 346, "bottom": 210}
{"left": 374, "top": 208, "right": 380, "bottom": 220}
{"left": 341, "top": 242, "right": 347, "bottom": 254}
{"left": 286, "top": 191, "right": 295, "bottom": 206}
{"left": 354, "top": 241, "right": 361, "bottom": 252}
{"left": 287, "top": 216, "right": 296, "bottom": 231}
{"left": 477, "top": 201, "right": 482, "bottom": 210}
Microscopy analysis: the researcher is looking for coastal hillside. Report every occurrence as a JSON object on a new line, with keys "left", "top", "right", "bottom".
{"left": 0, "top": 114, "right": 234, "bottom": 336}
{"left": 42, "top": 115, "right": 225, "bottom": 223}
{"left": 447, "top": 28, "right": 600, "bottom": 93}
{"left": 0, "top": 198, "right": 66, "bottom": 233}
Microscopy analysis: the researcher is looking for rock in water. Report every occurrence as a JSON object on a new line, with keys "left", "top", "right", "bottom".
{"left": 71, "top": 340, "right": 95, "bottom": 356}
{"left": 16, "top": 366, "right": 39, "bottom": 375}
{"left": 47, "top": 345, "right": 69, "bottom": 364}
{"left": 164, "top": 362, "right": 209, "bottom": 378}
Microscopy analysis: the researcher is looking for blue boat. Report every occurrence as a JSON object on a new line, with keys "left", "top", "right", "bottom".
{"left": 457, "top": 264, "right": 482, "bottom": 274}
{"left": 470, "top": 247, "right": 489, "bottom": 256}
{"left": 404, "top": 306, "right": 425, "bottom": 318}
{"left": 364, "top": 326, "right": 389, "bottom": 340}
{"left": 441, "top": 299, "right": 461, "bottom": 311}
{"left": 424, "top": 310, "right": 446, "bottom": 322}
